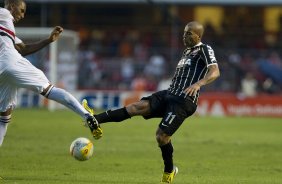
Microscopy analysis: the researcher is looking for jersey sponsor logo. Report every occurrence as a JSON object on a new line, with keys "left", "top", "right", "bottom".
{"left": 177, "top": 58, "right": 191, "bottom": 67}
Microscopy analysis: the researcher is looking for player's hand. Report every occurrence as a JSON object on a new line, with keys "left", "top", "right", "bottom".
{"left": 49, "top": 26, "right": 63, "bottom": 42}
{"left": 183, "top": 83, "right": 201, "bottom": 96}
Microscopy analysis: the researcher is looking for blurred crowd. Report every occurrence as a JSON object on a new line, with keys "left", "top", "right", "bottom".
{"left": 12, "top": 2, "right": 281, "bottom": 95}
{"left": 76, "top": 19, "right": 282, "bottom": 96}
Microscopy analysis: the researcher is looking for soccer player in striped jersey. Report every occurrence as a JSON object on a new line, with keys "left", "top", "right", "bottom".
{"left": 84, "top": 21, "right": 220, "bottom": 183}
{"left": 0, "top": 0, "right": 102, "bottom": 148}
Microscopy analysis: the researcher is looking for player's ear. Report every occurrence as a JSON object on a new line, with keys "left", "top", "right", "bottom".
{"left": 5, "top": 4, "right": 10, "bottom": 10}
{"left": 8, "top": 4, "right": 15, "bottom": 11}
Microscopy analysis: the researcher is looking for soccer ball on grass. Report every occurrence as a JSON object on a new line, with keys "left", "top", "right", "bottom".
{"left": 70, "top": 137, "right": 94, "bottom": 161}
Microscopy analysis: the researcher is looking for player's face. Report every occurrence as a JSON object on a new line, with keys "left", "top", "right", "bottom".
{"left": 10, "top": 1, "right": 26, "bottom": 23}
{"left": 183, "top": 25, "right": 199, "bottom": 47}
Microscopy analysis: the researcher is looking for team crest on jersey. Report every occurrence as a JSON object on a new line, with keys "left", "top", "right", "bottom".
{"left": 190, "top": 47, "right": 200, "bottom": 56}
{"left": 184, "top": 49, "right": 191, "bottom": 55}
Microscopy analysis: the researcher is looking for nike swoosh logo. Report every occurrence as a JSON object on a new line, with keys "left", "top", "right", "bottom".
{"left": 161, "top": 122, "right": 169, "bottom": 127}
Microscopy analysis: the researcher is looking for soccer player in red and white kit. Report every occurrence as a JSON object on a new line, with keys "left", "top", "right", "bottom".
{"left": 0, "top": 0, "right": 102, "bottom": 146}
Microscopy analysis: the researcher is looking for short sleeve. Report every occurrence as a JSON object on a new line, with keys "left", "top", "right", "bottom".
{"left": 0, "top": 8, "right": 9, "bottom": 19}
{"left": 201, "top": 44, "right": 217, "bottom": 66}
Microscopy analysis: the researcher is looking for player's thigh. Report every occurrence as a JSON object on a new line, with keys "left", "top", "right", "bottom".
{"left": 159, "top": 99, "right": 197, "bottom": 136}
{"left": 0, "top": 77, "right": 17, "bottom": 112}
{"left": 7, "top": 58, "right": 50, "bottom": 93}
{"left": 141, "top": 90, "right": 168, "bottom": 119}
{"left": 126, "top": 100, "right": 150, "bottom": 116}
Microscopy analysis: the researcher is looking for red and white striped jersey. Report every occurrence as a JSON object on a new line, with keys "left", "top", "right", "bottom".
{"left": 0, "top": 7, "right": 23, "bottom": 73}
{"left": 0, "top": 8, "right": 22, "bottom": 49}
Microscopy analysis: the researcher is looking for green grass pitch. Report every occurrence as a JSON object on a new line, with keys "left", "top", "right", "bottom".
{"left": 0, "top": 108, "right": 282, "bottom": 184}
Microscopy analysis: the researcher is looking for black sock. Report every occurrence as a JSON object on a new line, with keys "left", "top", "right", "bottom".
{"left": 160, "top": 142, "right": 174, "bottom": 173}
{"left": 94, "top": 107, "right": 131, "bottom": 124}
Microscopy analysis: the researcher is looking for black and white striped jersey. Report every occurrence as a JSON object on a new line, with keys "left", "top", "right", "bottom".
{"left": 168, "top": 42, "right": 218, "bottom": 104}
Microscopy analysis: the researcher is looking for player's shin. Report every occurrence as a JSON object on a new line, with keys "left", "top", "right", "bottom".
{"left": 160, "top": 141, "right": 174, "bottom": 173}
{"left": 45, "top": 87, "right": 90, "bottom": 118}
{"left": 0, "top": 115, "right": 11, "bottom": 146}
{"left": 95, "top": 107, "right": 131, "bottom": 124}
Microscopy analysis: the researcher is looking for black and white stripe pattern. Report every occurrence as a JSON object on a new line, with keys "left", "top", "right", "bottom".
{"left": 168, "top": 43, "right": 217, "bottom": 104}
{"left": 0, "top": 115, "right": 11, "bottom": 124}
{"left": 43, "top": 85, "right": 54, "bottom": 97}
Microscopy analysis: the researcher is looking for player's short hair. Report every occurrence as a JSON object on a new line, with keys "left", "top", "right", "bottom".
{"left": 4, "top": 0, "right": 24, "bottom": 6}
{"left": 187, "top": 21, "right": 204, "bottom": 38}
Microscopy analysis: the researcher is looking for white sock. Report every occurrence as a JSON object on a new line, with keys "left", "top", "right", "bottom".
{"left": 47, "top": 87, "right": 90, "bottom": 118}
{"left": 0, "top": 115, "right": 10, "bottom": 146}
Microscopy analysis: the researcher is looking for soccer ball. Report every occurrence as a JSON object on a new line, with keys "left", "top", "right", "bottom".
{"left": 70, "top": 137, "right": 94, "bottom": 161}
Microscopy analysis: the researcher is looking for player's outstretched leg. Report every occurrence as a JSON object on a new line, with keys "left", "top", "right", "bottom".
{"left": 0, "top": 123, "right": 8, "bottom": 146}
{"left": 82, "top": 99, "right": 103, "bottom": 139}
{"left": 45, "top": 86, "right": 102, "bottom": 139}
{"left": 161, "top": 166, "right": 178, "bottom": 183}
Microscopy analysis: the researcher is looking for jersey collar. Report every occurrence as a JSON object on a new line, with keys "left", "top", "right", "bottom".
{"left": 188, "top": 42, "right": 203, "bottom": 49}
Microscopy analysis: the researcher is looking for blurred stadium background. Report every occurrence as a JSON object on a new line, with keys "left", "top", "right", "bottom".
{"left": 1, "top": 0, "right": 282, "bottom": 117}
{"left": 1, "top": 1, "right": 282, "bottom": 184}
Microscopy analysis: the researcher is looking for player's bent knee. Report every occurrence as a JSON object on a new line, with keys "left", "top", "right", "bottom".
{"left": 156, "top": 133, "right": 170, "bottom": 146}
{"left": 41, "top": 84, "right": 54, "bottom": 97}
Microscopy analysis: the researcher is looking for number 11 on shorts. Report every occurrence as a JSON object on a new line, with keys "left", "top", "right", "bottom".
{"left": 165, "top": 112, "right": 176, "bottom": 125}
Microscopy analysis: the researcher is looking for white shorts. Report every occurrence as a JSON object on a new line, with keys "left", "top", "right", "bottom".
{"left": 0, "top": 56, "right": 50, "bottom": 112}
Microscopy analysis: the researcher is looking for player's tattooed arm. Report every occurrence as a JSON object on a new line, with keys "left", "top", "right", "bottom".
{"left": 197, "top": 64, "right": 220, "bottom": 86}
{"left": 15, "top": 26, "right": 63, "bottom": 56}
{"left": 184, "top": 64, "right": 220, "bottom": 96}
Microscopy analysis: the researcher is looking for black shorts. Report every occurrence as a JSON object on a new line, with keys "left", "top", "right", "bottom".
{"left": 141, "top": 90, "right": 197, "bottom": 136}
